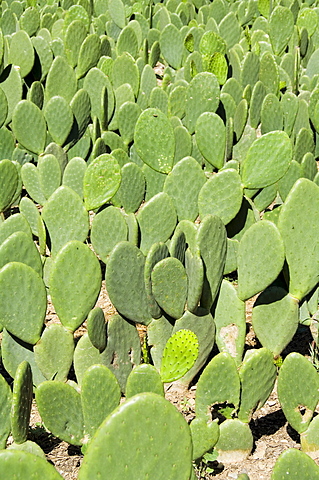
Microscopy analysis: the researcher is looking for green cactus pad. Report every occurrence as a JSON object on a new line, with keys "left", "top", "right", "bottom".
{"left": 271, "top": 448, "right": 319, "bottom": 480}
{"left": 184, "top": 72, "right": 220, "bottom": 134}
{"left": 195, "top": 112, "right": 225, "bottom": 170}
{"left": 11, "top": 361, "right": 33, "bottom": 444}
{"left": 137, "top": 192, "right": 177, "bottom": 255}
{"left": 8, "top": 440, "right": 45, "bottom": 459}
{"left": 73, "top": 334, "right": 101, "bottom": 387}
{"left": 12, "top": 100, "right": 46, "bottom": 155}
{"left": 260, "top": 93, "right": 283, "bottom": 135}
{"left": 34, "top": 324, "right": 74, "bottom": 381}
{"left": 9, "top": 30, "right": 34, "bottom": 78}
{"left": 78, "top": 392, "right": 193, "bottom": 480}
{"left": 38, "top": 154, "right": 62, "bottom": 200}
{"left": 0, "top": 64, "right": 22, "bottom": 126}
{"left": 144, "top": 242, "right": 170, "bottom": 319}
{"left": 163, "top": 156, "right": 206, "bottom": 222}
{"left": 196, "top": 352, "right": 240, "bottom": 420}
{"left": 0, "top": 373, "right": 12, "bottom": 449}
{"left": 238, "top": 348, "right": 277, "bottom": 423}
{"left": 0, "top": 231, "right": 42, "bottom": 276}
{"left": 91, "top": 206, "right": 128, "bottom": 264}
{"left": 277, "top": 352, "right": 319, "bottom": 434}
{"left": 277, "top": 178, "right": 319, "bottom": 300}
{"left": 0, "top": 159, "right": 18, "bottom": 213}
{"left": 62, "top": 157, "right": 87, "bottom": 199}
{"left": 125, "top": 363, "right": 164, "bottom": 398}
{"left": 196, "top": 214, "right": 227, "bottom": 309}
{"left": 45, "top": 55, "right": 78, "bottom": 103}
{"left": 172, "top": 309, "right": 215, "bottom": 385}
{"left": 83, "top": 154, "right": 121, "bottom": 211}
{"left": 100, "top": 313, "right": 141, "bottom": 392}
{"left": 36, "top": 380, "right": 84, "bottom": 445}
{"left": 198, "top": 169, "right": 243, "bottom": 225}
{"left": 81, "top": 364, "right": 121, "bottom": 439}
{"left": 190, "top": 417, "right": 219, "bottom": 461}
{"left": 214, "top": 279, "right": 246, "bottom": 365}
{"left": 64, "top": 19, "right": 87, "bottom": 67}
{"left": 160, "top": 330, "right": 198, "bottom": 383}
{"left": 1, "top": 329, "right": 46, "bottom": 387}
{"left": 77, "top": 34, "right": 101, "bottom": 79}
{"left": 160, "top": 23, "right": 183, "bottom": 70}
{"left": 269, "top": 6, "right": 294, "bottom": 55}
{"left": 0, "top": 450, "right": 64, "bottom": 479}
{"left": 87, "top": 307, "right": 106, "bottom": 353}
{"left": 215, "top": 419, "right": 253, "bottom": 464}
{"left": 20, "top": 162, "right": 47, "bottom": 206}
{"left": 49, "top": 240, "right": 102, "bottom": 332}
{"left": 241, "top": 131, "right": 292, "bottom": 189}
{"left": 106, "top": 242, "right": 151, "bottom": 325}
{"left": 185, "top": 248, "right": 204, "bottom": 313}
{"left": 115, "top": 162, "right": 145, "bottom": 214}
{"left": 69, "top": 89, "right": 92, "bottom": 141}
{"left": 41, "top": 185, "right": 89, "bottom": 256}
{"left": 44, "top": 96, "right": 74, "bottom": 146}
{"left": 151, "top": 257, "right": 188, "bottom": 320}
{"left": 134, "top": 108, "right": 175, "bottom": 174}
{"left": 237, "top": 220, "right": 285, "bottom": 301}
{"left": 0, "top": 262, "right": 46, "bottom": 344}
{"left": 251, "top": 286, "right": 299, "bottom": 357}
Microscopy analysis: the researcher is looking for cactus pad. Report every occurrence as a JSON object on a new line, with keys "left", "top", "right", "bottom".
{"left": 36, "top": 380, "right": 84, "bottom": 445}
{"left": 78, "top": 392, "right": 193, "bottom": 480}
{"left": 151, "top": 257, "right": 188, "bottom": 319}
{"left": 11, "top": 361, "right": 33, "bottom": 444}
{"left": 160, "top": 329, "right": 198, "bottom": 383}
{"left": 134, "top": 107, "right": 175, "bottom": 174}
{"left": 83, "top": 154, "right": 121, "bottom": 211}
{"left": 0, "top": 262, "right": 46, "bottom": 344}
{"left": 0, "top": 450, "right": 64, "bottom": 479}
{"left": 271, "top": 448, "right": 319, "bottom": 480}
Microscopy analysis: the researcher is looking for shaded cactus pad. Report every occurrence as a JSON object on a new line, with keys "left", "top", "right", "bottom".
{"left": 78, "top": 392, "right": 193, "bottom": 480}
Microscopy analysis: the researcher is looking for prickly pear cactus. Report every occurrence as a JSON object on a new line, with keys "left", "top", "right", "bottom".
{"left": 81, "top": 364, "right": 121, "bottom": 439}
{"left": 134, "top": 107, "right": 175, "bottom": 174}
{"left": 36, "top": 380, "right": 84, "bottom": 446}
{"left": 11, "top": 361, "right": 33, "bottom": 444}
{"left": 78, "top": 393, "right": 193, "bottom": 480}
{"left": 214, "top": 419, "right": 254, "bottom": 464}
{"left": 151, "top": 257, "right": 188, "bottom": 319}
{"left": 0, "top": 450, "right": 64, "bottom": 479}
{"left": 160, "top": 330, "right": 199, "bottom": 383}
{"left": 0, "top": 262, "right": 46, "bottom": 344}
{"left": 240, "top": 131, "right": 292, "bottom": 189}
{"left": 83, "top": 154, "right": 121, "bottom": 211}
{"left": 190, "top": 417, "right": 219, "bottom": 460}
{"left": 271, "top": 448, "right": 319, "bottom": 479}
{"left": 49, "top": 240, "right": 102, "bottom": 332}
{"left": 237, "top": 220, "right": 285, "bottom": 301}
{"left": 0, "top": 373, "right": 12, "bottom": 449}
{"left": 125, "top": 363, "right": 164, "bottom": 398}
{"left": 105, "top": 241, "right": 151, "bottom": 325}
{"left": 277, "top": 352, "right": 319, "bottom": 434}
{"left": 34, "top": 324, "right": 74, "bottom": 382}
{"left": 277, "top": 178, "right": 319, "bottom": 300}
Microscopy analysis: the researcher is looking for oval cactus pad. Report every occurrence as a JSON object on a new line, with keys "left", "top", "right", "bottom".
{"left": 78, "top": 392, "right": 193, "bottom": 480}
{"left": 83, "top": 154, "right": 121, "bottom": 211}
{"left": 134, "top": 107, "right": 175, "bottom": 173}
{"left": 0, "top": 262, "right": 46, "bottom": 344}
{"left": 160, "top": 329, "right": 199, "bottom": 383}
{"left": 241, "top": 130, "right": 292, "bottom": 189}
